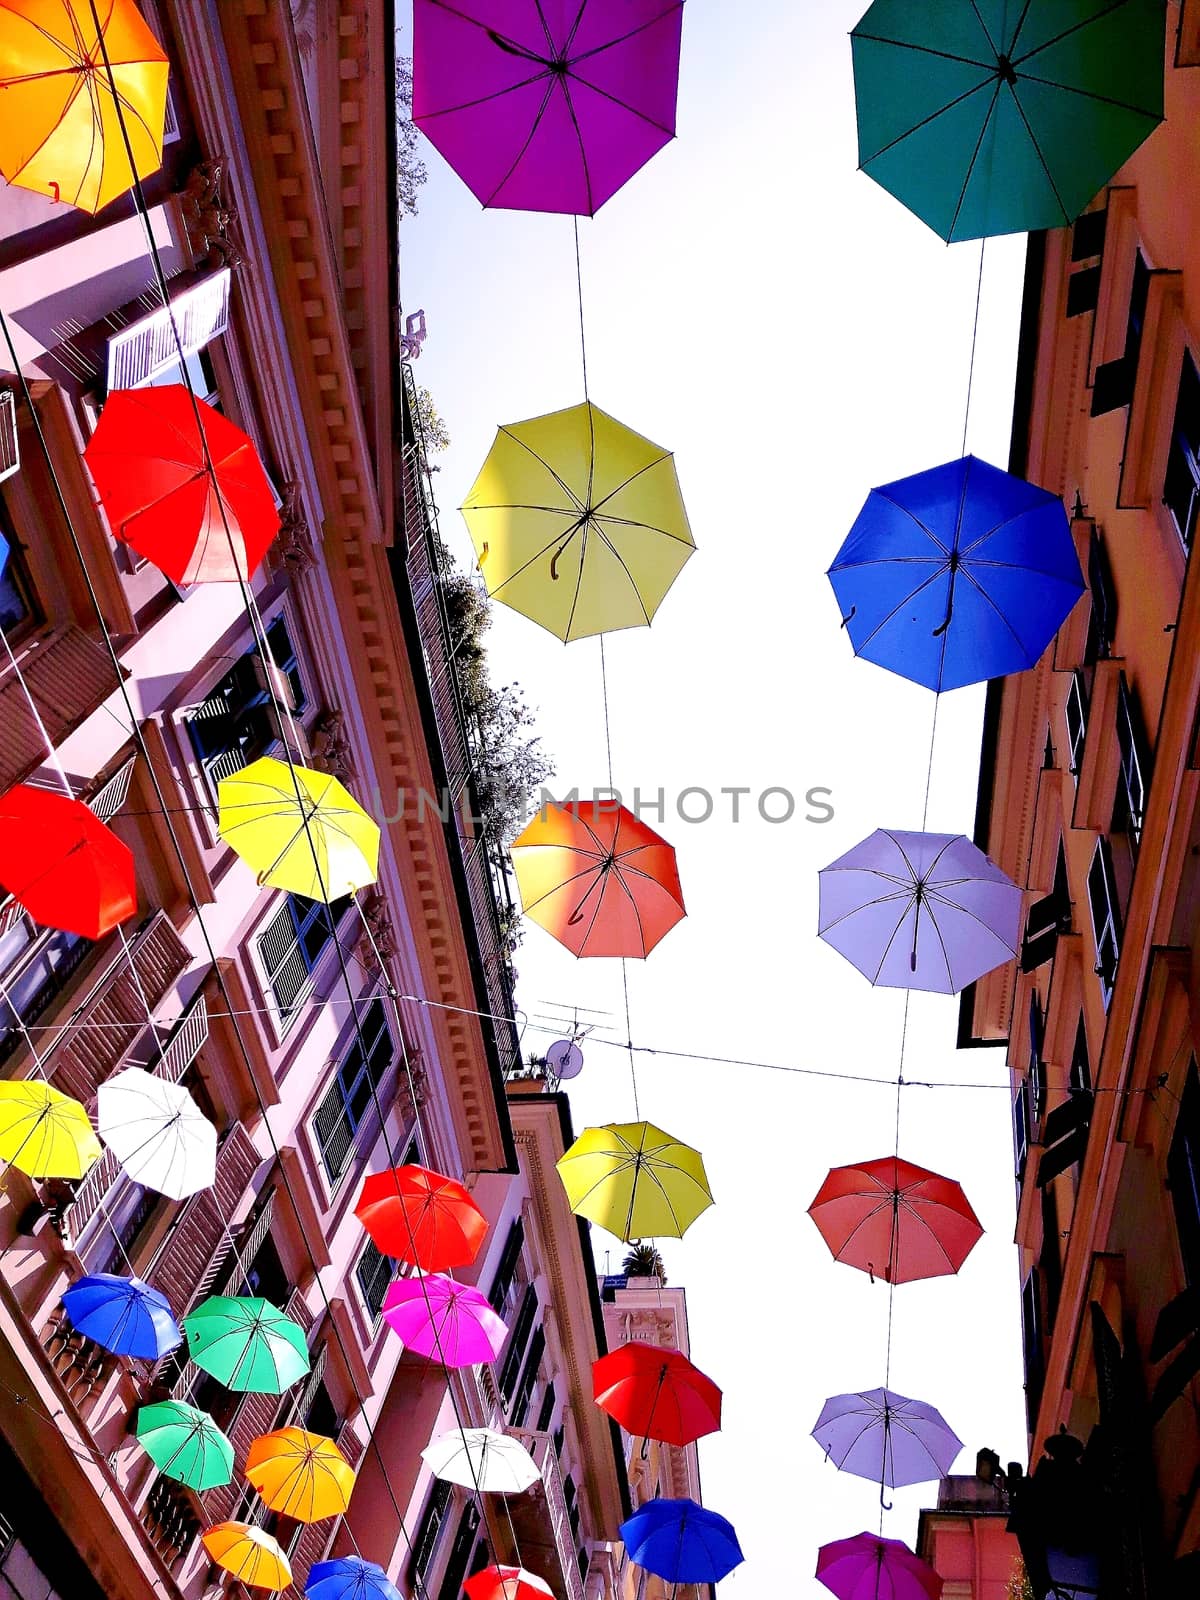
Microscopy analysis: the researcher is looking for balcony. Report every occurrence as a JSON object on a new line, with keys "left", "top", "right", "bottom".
{"left": 509, "top": 1430, "right": 586, "bottom": 1600}
{"left": 0, "top": 624, "right": 127, "bottom": 794}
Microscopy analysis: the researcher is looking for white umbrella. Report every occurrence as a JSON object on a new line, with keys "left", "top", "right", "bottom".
{"left": 420, "top": 1429, "right": 540, "bottom": 1494}
{"left": 98, "top": 1067, "right": 217, "bottom": 1201}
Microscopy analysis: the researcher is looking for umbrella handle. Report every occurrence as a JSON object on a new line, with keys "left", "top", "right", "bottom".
{"left": 839, "top": 605, "right": 856, "bottom": 629}
{"left": 879, "top": 1483, "right": 893, "bottom": 1511}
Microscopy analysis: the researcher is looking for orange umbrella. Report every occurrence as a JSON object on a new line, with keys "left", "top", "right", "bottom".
{"left": 0, "top": 0, "right": 168, "bottom": 213}
{"left": 510, "top": 801, "right": 685, "bottom": 958}
{"left": 245, "top": 1427, "right": 355, "bottom": 1523}
{"left": 354, "top": 1164, "right": 488, "bottom": 1272}
{"left": 201, "top": 1522, "right": 291, "bottom": 1591}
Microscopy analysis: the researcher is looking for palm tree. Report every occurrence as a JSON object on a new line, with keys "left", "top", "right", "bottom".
{"left": 622, "top": 1243, "right": 666, "bottom": 1283}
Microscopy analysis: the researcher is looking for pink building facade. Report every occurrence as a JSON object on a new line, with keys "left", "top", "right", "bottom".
{"left": 917, "top": 1454, "right": 1022, "bottom": 1600}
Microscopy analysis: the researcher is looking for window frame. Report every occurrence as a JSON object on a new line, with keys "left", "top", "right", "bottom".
{"left": 1164, "top": 348, "right": 1200, "bottom": 553}
{"left": 311, "top": 998, "right": 396, "bottom": 1186}
{"left": 256, "top": 893, "right": 349, "bottom": 1026}
{"left": 1114, "top": 672, "right": 1152, "bottom": 847}
{"left": 1065, "top": 669, "right": 1089, "bottom": 777}
{"left": 1086, "top": 837, "right": 1122, "bottom": 1008}
{"left": 187, "top": 616, "right": 309, "bottom": 798}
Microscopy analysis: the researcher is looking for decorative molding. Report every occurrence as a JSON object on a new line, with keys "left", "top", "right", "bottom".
{"left": 311, "top": 707, "right": 355, "bottom": 783}
{"left": 179, "top": 159, "right": 244, "bottom": 271}
{"left": 274, "top": 480, "right": 318, "bottom": 575}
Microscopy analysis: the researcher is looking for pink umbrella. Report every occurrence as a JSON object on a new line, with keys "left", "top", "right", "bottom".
{"left": 382, "top": 1275, "right": 507, "bottom": 1368}
{"left": 816, "top": 1533, "right": 941, "bottom": 1600}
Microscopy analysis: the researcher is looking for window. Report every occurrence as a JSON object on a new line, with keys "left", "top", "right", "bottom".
{"left": 236, "top": 1231, "right": 289, "bottom": 1307}
{"left": 437, "top": 1505, "right": 479, "bottom": 1600}
{"left": 1114, "top": 674, "right": 1152, "bottom": 846}
{"left": 106, "top": 267, "right": 232, "bottom": 392}
{"left": 1085, "top": 528, "right": 1118, "bottom": 662}
{"left": 303, "top": 1378, "right": 338, "bottom": 1439}
{"left": 536, "top": 1379, "right": 557, "bottom": 1434}
{"left": 488, "top": 1218, "right": 525, "bottom": 1312}
{"left": 1021, "top": 843, "right": 1071, "bottom": 973}
{"left": 0, "top": 389, "right": 18, "bottom": 485}
{"left": 1014, "top": 1081, "right": 1031, "bottom": 1184}
{"left": 1092, "top": 250, "right": 1151, "bottom": 415}
{"left": 563, "top": 1473, "right": 581, "bottom": 1540}
{"left": 141, "top": 347, "right": 219, "bottom": 406}
{"left": 1168, "top": 1062, "right": 1200, "bottom": 1288}
{"left": 1066, "top": 210, "right": 1106, "bottom": 317}
{"left": 409, "top": 1479, "right": 453, "bottom": 1586}
{"left": 578, "top": 1548, "right": 590, "bottom": 1586}
{"left": 1069, "top": 1014, "right": 1092, "bottom": 1095}
{"left": 1065, "top": 670, "right": 1089, "bottom": 776}
{"left": 258, "top": 893, "right": 348, "bottom": 1019}
{"left": 313, "top": 1000, "right": 395, "bottom": 1183}
{"left": 0, "top": 530, "right": 35, "bottom": 645}
{"left": 1040, "top": 1187, "right": 1062, "bottom": 1331}
{"left": 510, "top": 1326, "right": 545, "bottom": 1428}
{"left": 1022, "top": 1269, "right": 1045, "bottom": 1432}
{"left": 1027, "top": 993, "right": 1046, "bottom": 1122}
{"left": 1037, "top": 1085, "right": 1093, "bottom": 1187}
{"left": 1086, "top": 837, "right": 1122, "bottom": 1006}
{"left": 356, "top": 1238, "right": 396, "bottom": 1322}
{"left": 188, "top": 618, "right": 307, "bottom": 791}
{"left": 1164, "top": 350, "right": 1200, "bottom": 551}
{"left": 499, "top": 1284, "right": 538, "bottom": 1403}
{"left": 0, "top": 912, "right": 87, "bottom": 1064}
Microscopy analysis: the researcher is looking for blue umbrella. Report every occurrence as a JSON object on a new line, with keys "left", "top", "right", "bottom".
{"left": 619, "top": 1497, "right": 744, "bottom": 1584}
{"left": 307, "top": 1558, "right": 402, "bottom": 1600}
{"left": 61, "top": 1273, "right": 181, "bottom": 1360}
{"left": 828, "top": 455, "right": 1084, "bottom": 692}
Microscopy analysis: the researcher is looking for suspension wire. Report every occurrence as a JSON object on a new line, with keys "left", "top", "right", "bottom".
{"left": 961, "top": 240, "right": 986, "bottom": 459}
{"left": 574, "top": 218, "right": 589, "bottom": 404}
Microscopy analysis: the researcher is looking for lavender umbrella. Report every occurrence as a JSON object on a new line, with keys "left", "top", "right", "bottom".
{"left": 382, "top": 1275, "right": 507, "bottom": 1368}
{"left": 818, "top": 829, "right": 1021, "bottom": 994}
{"left": 412, "top": 0, "right": 684, "bottom": 215}
{"left": 812, "top": 1387, "right": 962, "bottom": 1494}
{"left": 816, "top": 1533, "right": 942, "bottom": 1600}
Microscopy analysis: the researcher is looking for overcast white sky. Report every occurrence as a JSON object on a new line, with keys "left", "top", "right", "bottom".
{"left": 401, "top": 3, "right": 1031, "bottom": 1590}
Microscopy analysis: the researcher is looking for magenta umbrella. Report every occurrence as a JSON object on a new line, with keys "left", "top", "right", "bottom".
{"left": 817, "top": 1533, "right": 942, "bottom": 1600}
{"left": 412, "top": 0, "right": 684, "bottom": 215}
{"left": 382, "top": 1275, "right": 507, "bottom": 1367}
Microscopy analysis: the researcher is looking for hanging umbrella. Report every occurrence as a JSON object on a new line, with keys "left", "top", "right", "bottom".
{"left": 354, "top": 1164, "right": 488, "bottom": 1272}
{"left": 462, "top": 402, "right": 694, "bottom": 641}
{"left": 818, "top": 829, "right": 1021, "bottom": 994}
{"left": 62, "top": 1272, "right": 180, "bottom": 1359}
{"left": 421, "top": 1428, "right": 540, "bottom": 1493}
{"left": 97, "top": 1067, "right": 216, "bottom": 1202}
{"left": 413, "top": 0, "right": 684, "bottom": 216}
{"left": 307, "top": 1558, "right": 403, "bottom": 1600}
{"left": 0, "top": 1079, "right": 100, "bottom": 1179}
{"left": 813, "top": 1387, "right": 963, "bottom": 1491}
{"left": 134, "top": 1400, "right": 234, "bottom": 1491}
{"left": 852, "top": 0, "right": 1164, "bottom": 242}
{"left": 816, "top": 1532, "right": 942, "bottom": 1600}
{"left": 217, "top": 757, "right": 379, "bottom": 902}
{"left": 202, "top": 1522, "right": 292, "bottom": 1591}
{"left": 245, "top": 1426, "right": 356, "bottom": 1522}
{"left": 381, "top": 1275, "right": 507, "bottom": 1368}
{"left": 465, "top": 1567, "right": 554, "bottom": 1600}
{"left": 808, "top": 1157, "right": 983, "bottom": 1285}
{"left": 184, "top": 1296, "right": 310, "bottom": 1394}
{"left": 0, "top": 787, "right": 136, "bottom": 938}
{"left": 511, "top": 801, "right": 685, "bottom": 958}
{"left": 619, "top": 1498, "right": 744, "bottom": 1584}
{"left": 556, "top": 1121, "right": 712, "bottom": 1242}
{"left": 828, "top": 456, "right": 1083, "bottom": 693}
{"left": 0, "top": 0, "right": 169, "bottom": 213}
{"left": 83, "top": 386, "right": 280, "bottom": 583}
{"left": 593, "top": 1341, "right": 722, "bottom": 1447}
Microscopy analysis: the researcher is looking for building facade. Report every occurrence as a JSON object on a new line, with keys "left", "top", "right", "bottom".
{"left": 961, "top": 12, "right": 1200, "bottom": 1598}
{"left": 916, "top": 1451, "right": 1021, "bottom": 1600}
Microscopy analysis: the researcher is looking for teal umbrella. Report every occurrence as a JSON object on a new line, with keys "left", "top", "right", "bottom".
{"left": 851, "top": 0, "right": 1165, "bottom": 241}
{"left": 135, "top": 1400, "right": 235, "bottom": 1490}
{"left": 184, "top": 1296, "right": 310, "bottom": 1394}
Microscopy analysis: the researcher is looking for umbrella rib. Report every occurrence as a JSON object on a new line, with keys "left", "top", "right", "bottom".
{"left": 923, "top": 888, "right": 1019, "bottom": 953}
{"left": 591, "top": 524, "right": 653, "bottom": 626}
{"left": 965, "top": 0, "right": 1000, "bottom": 57}
{"left": 1005, "top": 0, "right": 1037, "bottom": 57}
{"left": 555, "top": 66, "right": 596, "bottom": 216}
{"left": 589, "top": 451, "right": 676, "bottom": 517}
{"left": 849, "top": 30, "right": 993, "bottom": 72}
{"left": 593, "top": 511, "right": 694, "bottom": 547}
{"left": 564, "top": 69, "right": 678, "bottom": 139}
{"left": 956, "top": 562, "right": 1040, "bottom": 665}
{"left": 1003, "top": 82, "right": 1071, "bottom": 228}
{"left": 607, "top": 860, "right": 652, "bottom": 956}
{"left": 494, "top": 426, "right": 586, "bottom": 512}
{"left": 484, "top": 79, "right": 559, "bottom": 208}
{"left": 1010, "top": 67, "right": 1164, "bottom": 121}
{"left": 563, "top": 519, "right": 591, "bottom": 639}
{"left": 865, "top": 489, "right": 950, "bottom": 554}
{"left": 1013, "top": 0, "right": 1139, "bottom": 69}
{"left": 946, "top": 78, "right": 1003, "bottom": 241}
{"left": 569, "top": 4, "right": 680, "bottom": 68}
{"left": 859, "top": 74, "right": 995, "bottom": 167}
{"left": 848, "top": 562, "right": 951, "bottom": 655}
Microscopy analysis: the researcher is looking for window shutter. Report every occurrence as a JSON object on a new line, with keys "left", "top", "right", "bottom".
{"left": 0, "top": 626, "right": 125, "bottom": 793}
{"left": 1065, "top": 671, "right": 1089, "bottom": 775}
{"left": 510, "top": 1326, "right": 545, "bottom": 1427}
{"left": 1071, "top": 210, "right": 1107, "bottom": 261}
{"left": 1086, "top": 531, "right": 1117, "bottom": 660}
{"left": 0, "top": 390, "right": 18, "bottom": 484}
{"left": 1091, "top": 354, "right": 1135, "bottom": 415}
{"left": 1115, "top": 673, "right": 1152, "bottom": 842}
{"left": 499, "top": 1285, "right": 538, "bottom": 1401}
{"left": 1036, "top": 1092, "right": 1094, "bottom": 1186}
{"left": 313, "top": 1075, "right": 353, "bottom": 1182}
{"left": 1086, "top": 838, "right": 1122, "bottom": 1002}
{"left": 409, "top": 1480, "right": 453, "bottom": 1585}
{"left": 106, "top": 268, "right": 231, "bottom": 392}
{"left": 1066, "top": 267, "right": 1101, "bottom": 318}
{"left": 1020, "top": 847, "right": 1071, "bottom": 973}
{"left": 488, "top": 1219, "right": 525, "bottom": 1310}
{"left": 258, "top": 901, "right": 309, "bottom": 1016}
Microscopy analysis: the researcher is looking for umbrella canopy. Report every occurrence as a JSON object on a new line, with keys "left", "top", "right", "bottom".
{"left": 421, "top": 1428, "right": 540, "bottom": 1493}
{"left": 556, "top": 1121, "right": 712, "bottom": 1242}
{"left": 808, "top": 1157, "right": 983, "bottom": 1285}
{"left": 593, "top": 1341, "right": 722, "bottom": 1447}
{"left": 135, "top": 1400, "right": 234, "bottom": 1491}
{"left": 0, "top": 787, "right": 136, "bottom": 938}
{"left": 817, "top": 1532, "right": 942, "bottom": 1600}
{"left": 381, "top": 1275, "right": 507, "bottom": 1367}
{"left": 818, "top": 829, "right": 1021, "bottom": 993}
{"left": 813, "top": 1387, "right": 963, "bottom": 1490}
{"left": 202, "top": 1523, "right": 292, "bottom": 1592}
{"left": 62, "top": 1272, "right": 180, "bottom": 1359}
{"left": 246, "top": 1427, "right": 356, "bottom": 1522}
{"left": 462, "top": 402, "right": 694, "bottom": 640}
{"left": 184, "top": 1296, "right": 310, "bottom": 1394}
{"left": 0, "top": 1079, "right": 100, "bottom": 1179}
{"left": 307, "top": 1558, "right": 403, "bottom": 1600}
{"left": 828, "top": 456, "right": 1083, "bottom": 692}
{"left": 355, "top": 1164, "right": 488, "bottom": 1272}
{"left": 511, "top": 801, "right": 685, "bottom": 958}
{"left": 83, "top": 386, "right": 280, "bottom": 583}
{"left": 413, "top": 0, "right": 683, "bottom": 215}
{"left": 217, "top": 757, "right": 380, "bottom": 902}
{"left": 465, "top": 1568, "right": 554, "bottom": 1600}
{"left": 97, "top": 1067, "right": 216, "bottom": 1202}
{"left": 0, "top": 0, "right": 168, "bottom": 213}
{"left": 619, "top": 1498, "right": 744, "bottom": 1584}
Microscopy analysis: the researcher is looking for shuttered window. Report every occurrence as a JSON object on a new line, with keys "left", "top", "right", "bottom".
{"left": 499, "top": 1285, "right": 538, "bottom": 1403}
{"left": 258, "top": 894, "right": 347, "bottom": 1019}
{"left": 510, "top": 1326, "right": 545, "bottom": 1428}
{"left": 1086, "top": 838, "right": 1122, "bottom": 1007}
{"left": 1164, "top": 350, "right": 1200, "bottom": 551}
{"left": 356, "top": 1239, "right": 396, "bottom": 1321}
{"left": 1085, "top": 528, "right": 1117, "bottom": 663}
{"left": 1065, "top": 670, "right": 1089, "bottom": 776}
{"left": 1091, "top": 250, "right": 1150, "bottom": 415}
{"left": 106, "top": 268, "right": 231, "bottom": 392}
{"left": 1027, "top": 993, "right": 1045, "bottom": 1122}
{"left": 188, "top": 619, "right": 306, "bottom": 792}
{"left": 1021, "top": 843, "right": 1071, "bottom": 973}
{"left": 1115, "top": 674, "right": 1152, "bottom": 846}
{"left": 536, "top": 1379, "right": 557, "bottom": 1433}
{"left": 0, "top": 390, "right": 18, "bottom": 485}
{"left": 312, "top": 1000, "right": 394, "bottom": 1183}
{"left": 488, "top": 1218, "right": 525, "bottom": 1310}
{"left": 409, "top": 1480, "right": 453, "bottom": 1586}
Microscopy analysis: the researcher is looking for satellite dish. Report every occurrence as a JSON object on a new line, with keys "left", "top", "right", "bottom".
{"left": 546, "top": 1038, "right": 584, "bottom": 1080}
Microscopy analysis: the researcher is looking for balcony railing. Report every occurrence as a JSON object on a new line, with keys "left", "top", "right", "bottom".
{"left": 511, "top": 1430, "right": 586, "bottom": 1600}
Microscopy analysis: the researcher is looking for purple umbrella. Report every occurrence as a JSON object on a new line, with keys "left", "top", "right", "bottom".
{"left": 812, "top": 1387, "right": 962, "bottom": 1495}
{"left": 818, "top": 829, "right": 1020, "bottom": 994}
{"left": 412, "top": 0, "right": 684, "bottom": 215}
{"left": 816, "top": 1533, "right": 942, "bottom": 1600}
{"left": 382, "top": 1275, "right": 507, "bottom": 1368}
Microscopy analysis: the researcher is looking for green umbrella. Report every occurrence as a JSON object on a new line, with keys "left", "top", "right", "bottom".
{"left": 184, "top": 1296, "right": 310, "bottom": 1394}
{"left": 135, "top": 1400, "right": 235, "bottom": 1490}
{"left": 851, "top": 0, "right": 1165, "bottom": 242}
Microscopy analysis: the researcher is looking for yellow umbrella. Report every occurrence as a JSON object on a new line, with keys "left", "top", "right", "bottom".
{"left": 556, "top": 1121, "right": 713, "bottom": 1243}
{"left": 201, "top": 1523, "right": 292, "bottom": 1592}
{"left": 0, "top": 1079, "right": 100, "bottom": 1179}
{"left": 461, "top": 401, "right": 695, "bottom": 641}
{"left": 0, "top": 0, "right": 169, "bottom": 214}
{"left": 245, "top": 1426, "right": 355, "bottom": 1522}
{"left": 217, "top": 757, "right": 379, "bottom": 903}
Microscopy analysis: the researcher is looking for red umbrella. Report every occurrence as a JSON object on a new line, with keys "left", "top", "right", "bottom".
{"left": 354, "top": 1164, "right": 488, "bottom": 1272}
{"left": 807, "top": 1157, "right": 982, "bottom": 1285}
{"left": 83, "top": 386, "right": 279, "bottom": 584}
{"left": 0, "top": 786, "right": 135, "bottom": 938}
{"left": 465, "top": 1568, "right": 554, "bottom": 1600}
{"left": 593, "top": 1341, "right": 721, "bottom": 1448}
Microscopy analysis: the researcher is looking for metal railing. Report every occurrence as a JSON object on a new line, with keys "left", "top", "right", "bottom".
{"left": 512, "top": 1429, "right": 586, "bottom": 1600}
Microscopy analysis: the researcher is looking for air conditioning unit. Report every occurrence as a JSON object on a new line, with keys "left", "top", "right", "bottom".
{"left": 0, "top": 390, "right": 19, "bottom": 485}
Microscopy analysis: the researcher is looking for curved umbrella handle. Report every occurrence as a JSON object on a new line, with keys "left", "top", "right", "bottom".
{"left": 879, "top": 1482, "right": 893, "bottom": 1511}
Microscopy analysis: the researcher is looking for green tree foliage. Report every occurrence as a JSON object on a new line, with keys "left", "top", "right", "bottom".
{"left": 396, "top": 56, "right": 428, "bottom": 218}
{"left": 622, "top": 1243, "right": 667, "bottom": 1283}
